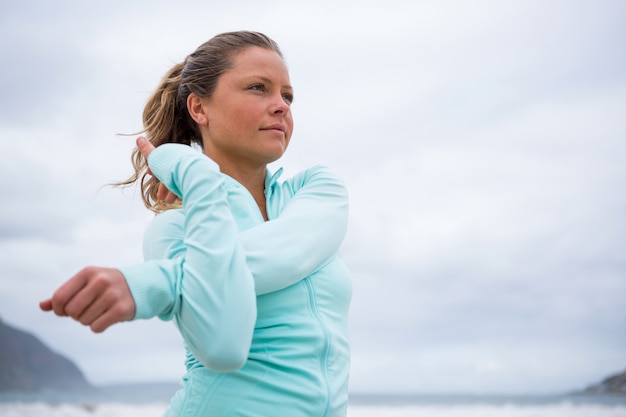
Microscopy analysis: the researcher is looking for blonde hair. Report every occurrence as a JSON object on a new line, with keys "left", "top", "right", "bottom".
{"left": 116, "top": 31, "right": 283, "bottom": 212}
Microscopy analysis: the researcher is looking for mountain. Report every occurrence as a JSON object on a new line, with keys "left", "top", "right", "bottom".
{"left": 0, "top": 318, "right": 92, "bottom": 392}
{"left": 582, "top": 369, "right": 626, "bottom": 394}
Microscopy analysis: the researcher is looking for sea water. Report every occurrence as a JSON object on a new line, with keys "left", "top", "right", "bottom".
{"left": 348, "top": 393, "right": 626, "bottom": 417}
{"left": 1, "top": 389, "right": 625, "bottom": 417}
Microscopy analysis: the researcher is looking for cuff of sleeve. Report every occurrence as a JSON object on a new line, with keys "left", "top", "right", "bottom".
{"left": 148, "top": 143, "right": 219, "bottom": 196}
{"left": 118, "top": 261, "right": 176, "bottom": 320}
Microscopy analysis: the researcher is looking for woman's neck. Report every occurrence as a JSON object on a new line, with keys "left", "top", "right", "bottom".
{"left": 219, "top": 162, "right": 268, "bottom": 221}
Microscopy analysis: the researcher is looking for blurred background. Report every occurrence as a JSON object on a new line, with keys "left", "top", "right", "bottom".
{"left": 0, "top": 0, "right": 624, "bottom": 395}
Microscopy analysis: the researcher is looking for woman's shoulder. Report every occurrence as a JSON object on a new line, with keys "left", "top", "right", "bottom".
{"left": 280, "top": 165, "right": 347, "bottom": 193}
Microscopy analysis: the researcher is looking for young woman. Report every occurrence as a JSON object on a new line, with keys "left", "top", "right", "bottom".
{"left": 40, "top": 31, "right": 352, "bottom": 416}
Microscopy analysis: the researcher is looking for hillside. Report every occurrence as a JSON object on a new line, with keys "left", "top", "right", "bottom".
{"left": 583, "top": 369, "right": 626, "bottom": 394}
{"left": 0, "top": 318, "right": 92, "bottom": 392}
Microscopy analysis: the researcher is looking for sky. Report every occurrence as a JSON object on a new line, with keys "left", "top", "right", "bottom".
{"left": 1, "top": 0, "right": 625, "bottom": 395}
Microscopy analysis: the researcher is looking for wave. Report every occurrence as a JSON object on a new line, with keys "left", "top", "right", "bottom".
{"left": 348, "top": 403, "right": 626, "bottom": 417}
{"left": 1, "top": 401, "right": 626, "bottom": 417}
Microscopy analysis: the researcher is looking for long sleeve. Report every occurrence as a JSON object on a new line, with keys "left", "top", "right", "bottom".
{"left": 118, "top": 143, "right": 256, "bottom": 372}
{"left": 124, "top": 165, "right": 348, "bottom": 318}
{"left": 244, "top": 166, "right": 349, "bottom": 294}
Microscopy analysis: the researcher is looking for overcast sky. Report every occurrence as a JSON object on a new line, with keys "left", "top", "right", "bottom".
{"left": 1, "top": 0, "right": 625, "bottom": 395}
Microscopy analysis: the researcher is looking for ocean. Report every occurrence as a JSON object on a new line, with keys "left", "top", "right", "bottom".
{"left": 1, "top": 385, "right": 625, "bottom": 417}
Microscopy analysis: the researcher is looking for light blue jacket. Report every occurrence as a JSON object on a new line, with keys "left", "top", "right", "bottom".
{"left": 119, "top": 144, "right": 352, "bottom": 416}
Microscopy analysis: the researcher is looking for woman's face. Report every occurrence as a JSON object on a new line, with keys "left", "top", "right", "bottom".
{"left": 199, "top": 46, "right": 294, "bottom": 171}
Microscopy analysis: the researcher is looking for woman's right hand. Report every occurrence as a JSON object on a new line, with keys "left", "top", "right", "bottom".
{"left": 139, "top": 137, "right": 180, "bottom": 204}
{"left": 157, "top": 182, "right": 181, "bottom": 204}
{"left": 39, "top": 267, "right": 136, "bottom": 333}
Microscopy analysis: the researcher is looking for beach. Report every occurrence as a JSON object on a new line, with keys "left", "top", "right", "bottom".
{"left": 1, "top": 391, "right": 625, "bottom": 417}
{"left": 2, "top": 402, "right": 626, "bottom": 417}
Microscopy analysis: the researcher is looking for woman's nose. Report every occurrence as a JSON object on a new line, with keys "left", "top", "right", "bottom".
{"left": 271, "top": 93, "right": 290, "bottom": 115}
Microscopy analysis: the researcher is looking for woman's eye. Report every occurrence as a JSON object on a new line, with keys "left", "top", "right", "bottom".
{"left": 250, "top": 84, "right": 265, "bottom": 92}
{"left": 282, "top": 93, "right": 294, "bottom": 104}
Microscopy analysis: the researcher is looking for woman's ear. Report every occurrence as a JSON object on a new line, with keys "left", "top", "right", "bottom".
{"left": 187, "top": 93, "right": 209, "bottom": 126}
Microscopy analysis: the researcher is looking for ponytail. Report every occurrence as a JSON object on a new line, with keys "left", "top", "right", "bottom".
{"left": 114, "top": 61, "right": 201, "bottom": 212}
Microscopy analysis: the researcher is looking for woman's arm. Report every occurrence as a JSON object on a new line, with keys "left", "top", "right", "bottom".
{"left": 43, "top": 139, "right": 256, "bottom": 373}
{"left": 41, "top": 157, "right": 349, "bottom": 336}
{"left": 127, "top": 165, "right": 349, "bottom": 321}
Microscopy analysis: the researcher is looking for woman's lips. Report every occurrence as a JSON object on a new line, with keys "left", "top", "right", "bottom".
{"left": 261, "top": 124, "right": 285, "bottom": 133}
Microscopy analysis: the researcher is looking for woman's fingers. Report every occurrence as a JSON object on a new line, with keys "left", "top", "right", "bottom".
{"left": 46, "top": 269, "right": 92, "bottom": 317}
{"left": 39, "top": 298, "right": 53, "bottom": 311}
{"left": 76, "top": 269, "right": 136, "bottom": 332}
{"left": 157, "top": 182, "right": 169, "bottom": 201}
{"left": 136, "top": 136, "right": 155, "bottom": 160}
{"left": 157, "top": 182, "right": 181, "bottom": 204}
{"left": 40, "top": 267, "right": 136, "bottom": 333}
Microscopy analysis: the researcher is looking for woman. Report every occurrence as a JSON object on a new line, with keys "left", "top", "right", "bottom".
{"left": 40, "top": 31, "right": 352, "bottom": 416}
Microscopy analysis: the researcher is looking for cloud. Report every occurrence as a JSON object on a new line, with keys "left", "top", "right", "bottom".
{"left": 0, "top": 0, "right": 624, "bottom": 394}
